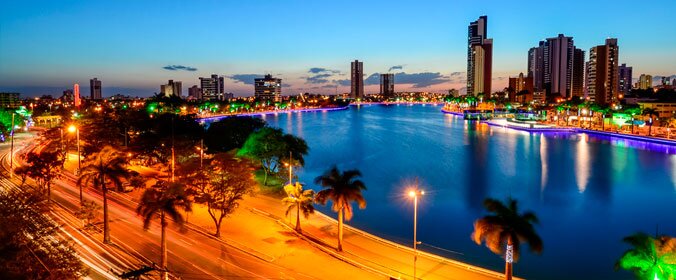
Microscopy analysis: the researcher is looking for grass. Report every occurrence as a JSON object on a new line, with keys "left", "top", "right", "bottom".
{"left": 253, "top": 169, "right": 286, "bottom": 196}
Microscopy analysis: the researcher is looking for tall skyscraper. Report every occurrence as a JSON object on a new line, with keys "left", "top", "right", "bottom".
{"left": 254, "top": 74, "right": 282, "bottom": 102}
{"left": 638, "top": 74, "right": 653, "bottom": 90}
{"left": 587, "top": 38, "right": 620, "bottom": 105}
{"left": 572, "top": 48, "right": 585, "bottom": 98}
{"left": 528, "top": 34, "right": 578, "bottom": 100}
{"left": 200, "top": 74, "right": 225, "bottom": 100}
{"left": 528, "top": 41, "right": 546, "bottom": 92}
{"left": 74, "top": 83, "right": 81, "bottom": 107}
{"left": 160, "top": 80, "right": 182, "bottom": 97}
{"left": 351, "top": 60, "right": 364, "bottom": 99}
{"left": 618, "top": 64, "right": 633, "bottom": 95}
{"left": 380, "top": 73, "right": 394, "bottom": 96}
{"left": 90, "top": 78, "right": 102, "bottom": 100}
{"left": 467, "top": 16, "right": 492, "bottom": 95}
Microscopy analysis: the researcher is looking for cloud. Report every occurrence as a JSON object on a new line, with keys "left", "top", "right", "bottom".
{"left": 227, "top": 74, "right": 264, "bottom": 85}
{"left": 163, "top": 65, "right": 197, "bottom": 71}
{"left": 334, "top": 79, "right": 351, "bottom": 87}
{"left": 305, "top": 73, "right": 333, "bottom": 84}
{"left": 309, "top": 67, "right": 340, "bottom": 74}
{"left": 388, "top": 65, "right": 404, "bottom": 72}
{"left": 365, "top": 72, "right": 452, "bottom": 88}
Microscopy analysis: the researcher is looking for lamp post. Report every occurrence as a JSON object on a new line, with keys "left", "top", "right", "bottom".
{"left": 68, "top": 125, "right": 82, "bottom": 204}
{"left": 9, "top": 113, "right": 15, "bottom": 178}
{"left": 408, "top": 183, "right": 424, "bottom": 280}
{"left": 284, "top": 152, "right": 293, "bottom": 184}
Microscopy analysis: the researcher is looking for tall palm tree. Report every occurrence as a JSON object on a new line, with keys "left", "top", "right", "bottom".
{"left": 472, "top": 198, "right": 543, "bottom": 280}
{"left": 314, "top": 166, "right": 366, "bottom": 251}
{"left": 616, "top": 232, "right": 676, "bottom": 280}
{"left": 77, "top": 146, "right": 130, "bottom": 244}
{"left": 642, "top": 108, "right": 659, "bottom": 136}
{"left": 137, "top": 181, "right": 192, "bottom": 280}
{"left": 282, "top": 182, "right": 315, "bottom": 233}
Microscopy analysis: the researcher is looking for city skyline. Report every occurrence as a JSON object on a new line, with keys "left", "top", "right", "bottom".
{"left": 1, "top": 0, "right": 675, "bottom": 97}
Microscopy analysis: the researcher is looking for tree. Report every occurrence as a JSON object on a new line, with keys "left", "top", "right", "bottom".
{"left": 204, "top": 116, "right": 266, "bottom": 153}
{"left": 282, "top": 182, "right": 315, "bottom": 233}
{"left": 314, "top": 166, "right": 366, "bottom": 251}
{"left": 24, "top": 151, "right": 64, "bottom": 202}
{"left": 0, "top": 190, "right": 88, "bottom": 279}
{"left": 191, "top": 153, "right": 257, "bottom": 237}
{"left": 238, "top": 127, "right": 308, "bottom": 186}
{"left": 616, "top": 232, "right": 676, "bottom": 280}
{"left": 471, "top": 198, "right": 543, "bottom": 280}
{"left": 77, "top": 146, "right": 131, "bottom": 244}
{"left": 137, "top": 181, "right": 192, "bottom": 280}
{"left": 642, "top": 108, "right": 659, "bottom": 136}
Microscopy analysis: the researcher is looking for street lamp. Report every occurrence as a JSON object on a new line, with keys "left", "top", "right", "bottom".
{"left": 408, "top": 186, "right": 424, "bottom": 280}
{"left": 68, "top": 125, "right": 82, "bottom": 204}
{"left": 284, "top": 152, "right": 293, "bottom": 184}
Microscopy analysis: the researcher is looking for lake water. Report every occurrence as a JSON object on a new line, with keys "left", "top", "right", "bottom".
{"left": 261, "top": 104, "right": 676, "bottom": 280}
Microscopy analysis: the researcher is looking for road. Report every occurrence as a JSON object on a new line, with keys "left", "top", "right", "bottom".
{"left": 3, "top": 132, "right": 378, "bottom": 280}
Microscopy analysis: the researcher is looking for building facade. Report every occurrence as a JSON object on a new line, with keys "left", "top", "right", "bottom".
{"left": 528, "top": 34, "right": 578, "bottom": 100}
{"left": 160, "top": 80, "right": 182, "bottom": 97}
{"left": 572, "top": 48, "right": 585, "bottom": 98}
{"left": 508, "top": 73, "right": 534, "bottom": 102}
{"left": 0, "top": 92, "right": 20, "bottom": 108}
{"left": 351, "top": 60, "right": 364, "bottom": 99}
{"left": 90, "top": 78, "right": 102, "bottom": 100}
{"left": 619, "top": 63, "right": 633, "bottom": 95}
{"left": 587, "top": 38, "right": 620, "bottom": 105}
{"left": 380, "top": 73, "right": 394, "bottom": 96}
{"left": 188, "top": 85, "right": 201, "bottom": 99}
{"left": 467, "top": 16, "right": 492, "bottom": 95}
{"left": 254, "top": 74, "right": 282, "bottom": 102}
{"left": 638, "top": 74, "right": 652, "bottom": 90}
{"left": 200, "top": 74, "right": 225, "bottom": 100}
{"left": 74, "top": 83, "right": 81, "bottom": 107}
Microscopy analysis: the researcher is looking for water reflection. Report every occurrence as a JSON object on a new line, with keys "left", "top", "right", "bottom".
{"left": 464, "top": 122, "right": 490, "bottom": 210}
{"left": 575, "top": 134, "right": 590, "bottom": 193}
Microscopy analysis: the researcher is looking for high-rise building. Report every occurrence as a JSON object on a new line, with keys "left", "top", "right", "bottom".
{"left": 160, "top": 80, "right": 182, "bottom": 97}
{"left": 508, "top": 72, "right": 534, "bottom": 102}
{"left": 254, "top": 74, "right": 282, "bottom": 102}
{"left": 380, "top": 73, "right": 394, "bottom": 96}
{"left": 587, "top": 38, "right": 620, "bottom": 105}
{"left": 200, "top": 74, "right": 225, "bottom": 100}
{"left": 90, "top": 78, "right": 102, "bottom": 100}
{"left": 74, "top": 83, "right": 81, "bottom": 107}
{"left": 638, "top": 74, "right": 652, "bottom": 90}
{"left": 188, "top": 85, "right": 201, "bottom": 99}
{"left": 467, "top": 16, "right": 492, "bottom": 95}
{"left": 572, "top": 48, "right": 585, "bottom": 98}
{"left": 618, "top": 64, "right": 633, "bottom": 95}
{"left": 528, "top": 42, "right": 546, "bottom": 92}
{"left": 528, "top": 34, "right": 578, "bottom": 100}
{"left": 351, "top": 60, "right": 364, "bottom": 99}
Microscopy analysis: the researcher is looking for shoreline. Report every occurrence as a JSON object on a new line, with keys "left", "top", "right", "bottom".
{"left": 443, "top": 107, "right": 676, "bottom": 146}
{"left": 198, "top": 105, "right": 350, "bottom": 121}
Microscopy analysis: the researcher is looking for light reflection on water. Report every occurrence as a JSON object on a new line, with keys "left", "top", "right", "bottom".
{"left": 259, "top": 105, "right": 676, "bottom": 280}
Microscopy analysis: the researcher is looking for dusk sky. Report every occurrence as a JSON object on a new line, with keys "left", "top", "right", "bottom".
{"left": 1, "top": 0, "right": 674, "bottom": 97}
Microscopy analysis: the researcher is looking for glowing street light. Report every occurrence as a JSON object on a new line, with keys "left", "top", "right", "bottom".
{"left": 407, "top": 181, "right": 425, "bottom": 280}
{"left": 68, "top": 124, "right": 82, "bottom": 204}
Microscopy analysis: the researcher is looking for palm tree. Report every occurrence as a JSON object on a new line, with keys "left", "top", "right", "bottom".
{"left": 472, "top": 198, "right": 543, "bottom": 280}
{"left": 314, "top": 166, "right": 366, "bottom": 251}
{"left": 616, "top": 232, "right": 676, "bottom": 280}
{"left": 642, "top": 108, "right": 659, "bottom": 136}
{"left": 137, "top": 181, "right": 192, "bottom": 280}
{"left": 282, "top": 182, "right": 315, "bottom": 233}
{"left": 77, "top": 146, "right": 130, "bottom": 244}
